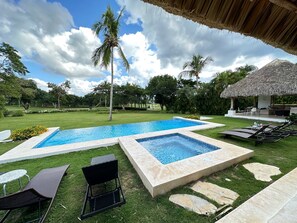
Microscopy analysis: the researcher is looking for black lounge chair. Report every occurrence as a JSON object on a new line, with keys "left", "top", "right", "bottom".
{"left": 243, "top": 121, "right": 296, "bottom": 137}
{"left": 220, "top": 125, "right": 282, "bottom": 145}
{"left": 276, "top": 121, "right": 297, "bottom": 136}
{"left": 0, "top": 165, "right": 69, "bottom": 223}
{"left": 79, "top": 154, "right": 125, "bottom": 220}
{"left": 233, "top": 124, "right": 290, "bottom": 138}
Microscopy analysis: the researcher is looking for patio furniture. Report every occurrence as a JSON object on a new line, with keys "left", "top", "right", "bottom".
{"left": 0, "top": 130, "right": 12, "bottom": 143}
{"left": 233, "top": 122, "right": 291, "bottom": 138}
{"left": 0, "top": 169, "right": 30, "bottom": 196}
{"left": 0, "top": 165, "right": 69, "bottom": 223}
{"left": 79, "top": 154, "right": 125, "bottom": 220}
{"left": 249, "top": 121, "right": 297, "bottom": 137}
{"left": 220, "top": 125, "right": 281, "bottom": 145}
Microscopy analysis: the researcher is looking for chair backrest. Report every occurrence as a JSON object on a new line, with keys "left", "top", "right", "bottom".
{"left": 0, "top": 130, "right": 11, "bottom": 141}
{"left": 82, "top": 160, "right": 118, "bottom": 186}
{"left": 280, "top": 121, "right": 294, "bottom": 130}
{"left": 270, "top": 122, "right": 289, "bottom": 131}
{"left": 251, "top": 125, "right": 269, "bottom": 137}
{"left": 0, "top": 189, "right": 48, "bottom": 210}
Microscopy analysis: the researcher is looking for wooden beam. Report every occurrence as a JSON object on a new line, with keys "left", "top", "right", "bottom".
{"left": 269, "top": 0, "right": 297, "bottom": 13}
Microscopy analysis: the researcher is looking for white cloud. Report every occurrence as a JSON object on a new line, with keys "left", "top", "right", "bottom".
{"left": 29, "top": 78, "right": 49, "bottom": 92}
{"left": 117, "top": 0, "right": 297, "bottom": 83}
{"left": 67, "top": 79, "right": 100, "bottom": 96}
{"left": 120, "top": 32, "right": 183, "bottom": 85}
{"left": 0, "top": 0, "right": 108, "bottom": 80}
{"left": 31, "top": 77, "right": 101, "bottom": 96}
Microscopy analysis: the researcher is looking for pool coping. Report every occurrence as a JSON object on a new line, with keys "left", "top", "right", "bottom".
{"left": 119, "top": 130, "right": 254, "bottom": 197}
{"left": 216, "top": 167, "right": 297, "bottom": 223}
{"left": 0, "top": 117, "right": 224, "bottom": 164}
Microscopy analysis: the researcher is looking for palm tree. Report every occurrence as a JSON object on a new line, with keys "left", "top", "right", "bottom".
{"left": 179, "top": 54, "right": 213, "bottom": 89}
{"left": 92, "top": 6, "right": 129, "bottom": 121}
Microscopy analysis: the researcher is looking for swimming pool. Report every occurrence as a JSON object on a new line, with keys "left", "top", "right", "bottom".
{"left": 137, "top": 133, "right": 219, "bottom": 164}
{"left": 35, "top": 118, "right": 205, "bottom": 148}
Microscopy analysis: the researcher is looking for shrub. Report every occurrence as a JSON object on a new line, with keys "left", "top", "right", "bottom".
{"left": 26, "top": 108, "right": 92, "bottom": 114}
{"left": 3, "top": 109, "right": 12, "bottom": 117}
{"left": 113, "top": 107, "right": 147, "bottom": 111}
{"left": 12, "top": 110, "right": 24, "bottom": 117}
{"left": 11, "top": 125, "right": 47, "bottom": 141}
{"left": 286, "top": 113, "right": 297, "bottom": 123}
{"left": 184, "top": 114, "right": 200, "bottom": 120}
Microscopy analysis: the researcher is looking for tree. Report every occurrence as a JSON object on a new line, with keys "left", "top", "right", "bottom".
{"left": 83, "top": 93, "right": 98, "bottom": 109}
{"left": 0, "top": 42, "right": 29, "bottom": 117}
{"left": 146, "top": 75, "right": 177, "bottom": 111}
{"left": 48, "top": 80, "right": 71, "bottom": 109}
{"left": 93, "top": 81, "right": 110, "bottom": 107}
{"left": 193, "top": 65, "right": 256, "bottom": 115}
{"left": 179, "top": 54, "right": 213, "bottom": 89}
{"left": 175, "top": 86, "right": 196, "bottom": 114}
{"left": 0, "top": 42, "right": 29, "bottom": 76}
{"left": 18, "top": 78, "right": 37, "bottom": 110}
{"left": 34, "top": 88, "right": 53, "bottom": 107}
{"left": 92, "top": 6, "right": 129, "bottom": 121}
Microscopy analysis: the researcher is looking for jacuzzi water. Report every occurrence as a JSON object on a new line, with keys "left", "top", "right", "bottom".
{"left": 35, "top": 118, "right": 204, "bottom": 148}
{"left": 137, "top": 133, "right": 219, "bottom": 164}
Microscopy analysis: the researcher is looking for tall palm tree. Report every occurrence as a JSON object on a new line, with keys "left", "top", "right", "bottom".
{"left": 92, "top": 6, "right": 129, "bottom": 121}
{"left": 179, "top": 54, "right": 213, "bottom": 89}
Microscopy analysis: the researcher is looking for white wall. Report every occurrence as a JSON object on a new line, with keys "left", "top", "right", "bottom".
{"left": 258, "top": 95, "right": 271, "bottom": 109}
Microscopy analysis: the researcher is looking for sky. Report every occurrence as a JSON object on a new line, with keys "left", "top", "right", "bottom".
{"left": 1, "top": 0, "right": 297, "bottom": 96}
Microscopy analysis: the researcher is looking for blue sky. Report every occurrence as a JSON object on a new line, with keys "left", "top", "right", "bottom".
{"left": 1, "top": 0, "right": 296, "bottom": 95}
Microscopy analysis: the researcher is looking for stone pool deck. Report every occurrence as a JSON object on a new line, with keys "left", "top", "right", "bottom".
{"left": 217, "top": 167, "right": 297, "bottom": 223}
{"left": 0, "top": 118, "right": 223, "bottom": 164}
{"left": 119, "top": 130, "right": 254, "bottom": 197}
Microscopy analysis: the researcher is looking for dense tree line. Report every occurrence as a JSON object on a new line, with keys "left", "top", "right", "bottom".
{"left": 146, "top": 65, "right": 259, "bottom": 115}
{"left": 2, "top": 42, "right": 297, "bottom": 118}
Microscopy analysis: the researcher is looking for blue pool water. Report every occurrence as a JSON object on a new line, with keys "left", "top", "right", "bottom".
{"left": 137, "top": 133, "right": 219, "bottom": 164}
{"left": 35, "top": 118, "right": 204, "bottom": 148}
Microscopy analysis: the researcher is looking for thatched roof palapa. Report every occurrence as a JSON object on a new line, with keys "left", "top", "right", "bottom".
{"left": 142, "top": 0, "right": 297, "bottom": 56}
{"left": 220, "top": 59, "right": 297, "bottom": 98}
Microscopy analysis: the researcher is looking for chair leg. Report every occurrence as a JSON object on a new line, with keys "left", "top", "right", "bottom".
{"left": 0, "top": 210, "right": 12, "bottom": 223}
{"left": 79, "top": 185, "right": 90, "bottom": 220}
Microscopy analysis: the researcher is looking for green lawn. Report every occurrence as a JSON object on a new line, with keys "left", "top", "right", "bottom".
{"left": 0, "top": 112, "right": 297, "bottom": 223}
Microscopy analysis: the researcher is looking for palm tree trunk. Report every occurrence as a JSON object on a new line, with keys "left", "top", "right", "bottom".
{"left": 109, "top": 48, "right": 114, "bottom": 121}
{"left": 196, "top": 76, "right": 199, "bottom": 90}
{"left": 58, "top": 95, "right": 60, "bottom": 109}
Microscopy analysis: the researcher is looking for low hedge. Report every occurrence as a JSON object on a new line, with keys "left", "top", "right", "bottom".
{"left": 184, "top": 114, "right": 200, "bottom": 120}
{"left": 113, "top": 107, "right": 147, "bottom": 111}
{"left": 12, "top": 110, "right": 24, "bottom": 117}
{"left": 11, "top": 125, "right": 47, "bottom": 141}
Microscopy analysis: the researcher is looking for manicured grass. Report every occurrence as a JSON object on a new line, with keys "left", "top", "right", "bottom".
{"left": 0, "top": 111, "right": 174, "bottom": 131}
{"left": 0, "top": 111, "right": 174, "bottom": 154}
{"left": 0, "top": 113, "right": 297, "bottom": 222}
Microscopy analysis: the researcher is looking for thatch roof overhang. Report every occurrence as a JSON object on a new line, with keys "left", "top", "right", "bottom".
{"left": 142, "top": 0, "right": 297, "bottom": 56}
{"left": 220, "top": 59, "right": 297, "bottom": 98}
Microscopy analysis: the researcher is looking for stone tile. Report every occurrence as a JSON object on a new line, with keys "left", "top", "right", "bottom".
{"left": 169, "top": 194, "right": 217, "bottom": 216}
{"left": 243, "top": 162, "right": 281, "bottom": 182}
{"left": 216, "top": 167, "right": 297, "bottom": 223}
{"left": 191, "top": 181, "right": 239, "bottom": 205}
{"left": 268, "top": 194, "right": 297, "bottom": 223}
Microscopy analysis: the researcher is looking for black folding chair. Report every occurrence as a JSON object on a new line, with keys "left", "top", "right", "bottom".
{"left": 0, "top": 165, "right": 69, "bottom": 223}
{"left": 79, "top": 155, "right": 125, "bottom": 220}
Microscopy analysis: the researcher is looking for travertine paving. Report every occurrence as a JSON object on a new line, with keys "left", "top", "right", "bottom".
{"left": 216, "top": 167, "right": 297, "bottom": 223}
{"left": 268, "top": 194, "right": 297, "bottom": 223}
{"left": 169, "top": 194, "right": 217, "bottom": 215}
{"left": 120, "top": 130, "right": 253, "bottom": 197}
{"left": 191, "top": 181, "right": 239, "bottom": 205}
{"left": 243, "top": 162, "right": 281, "bottom": 182}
